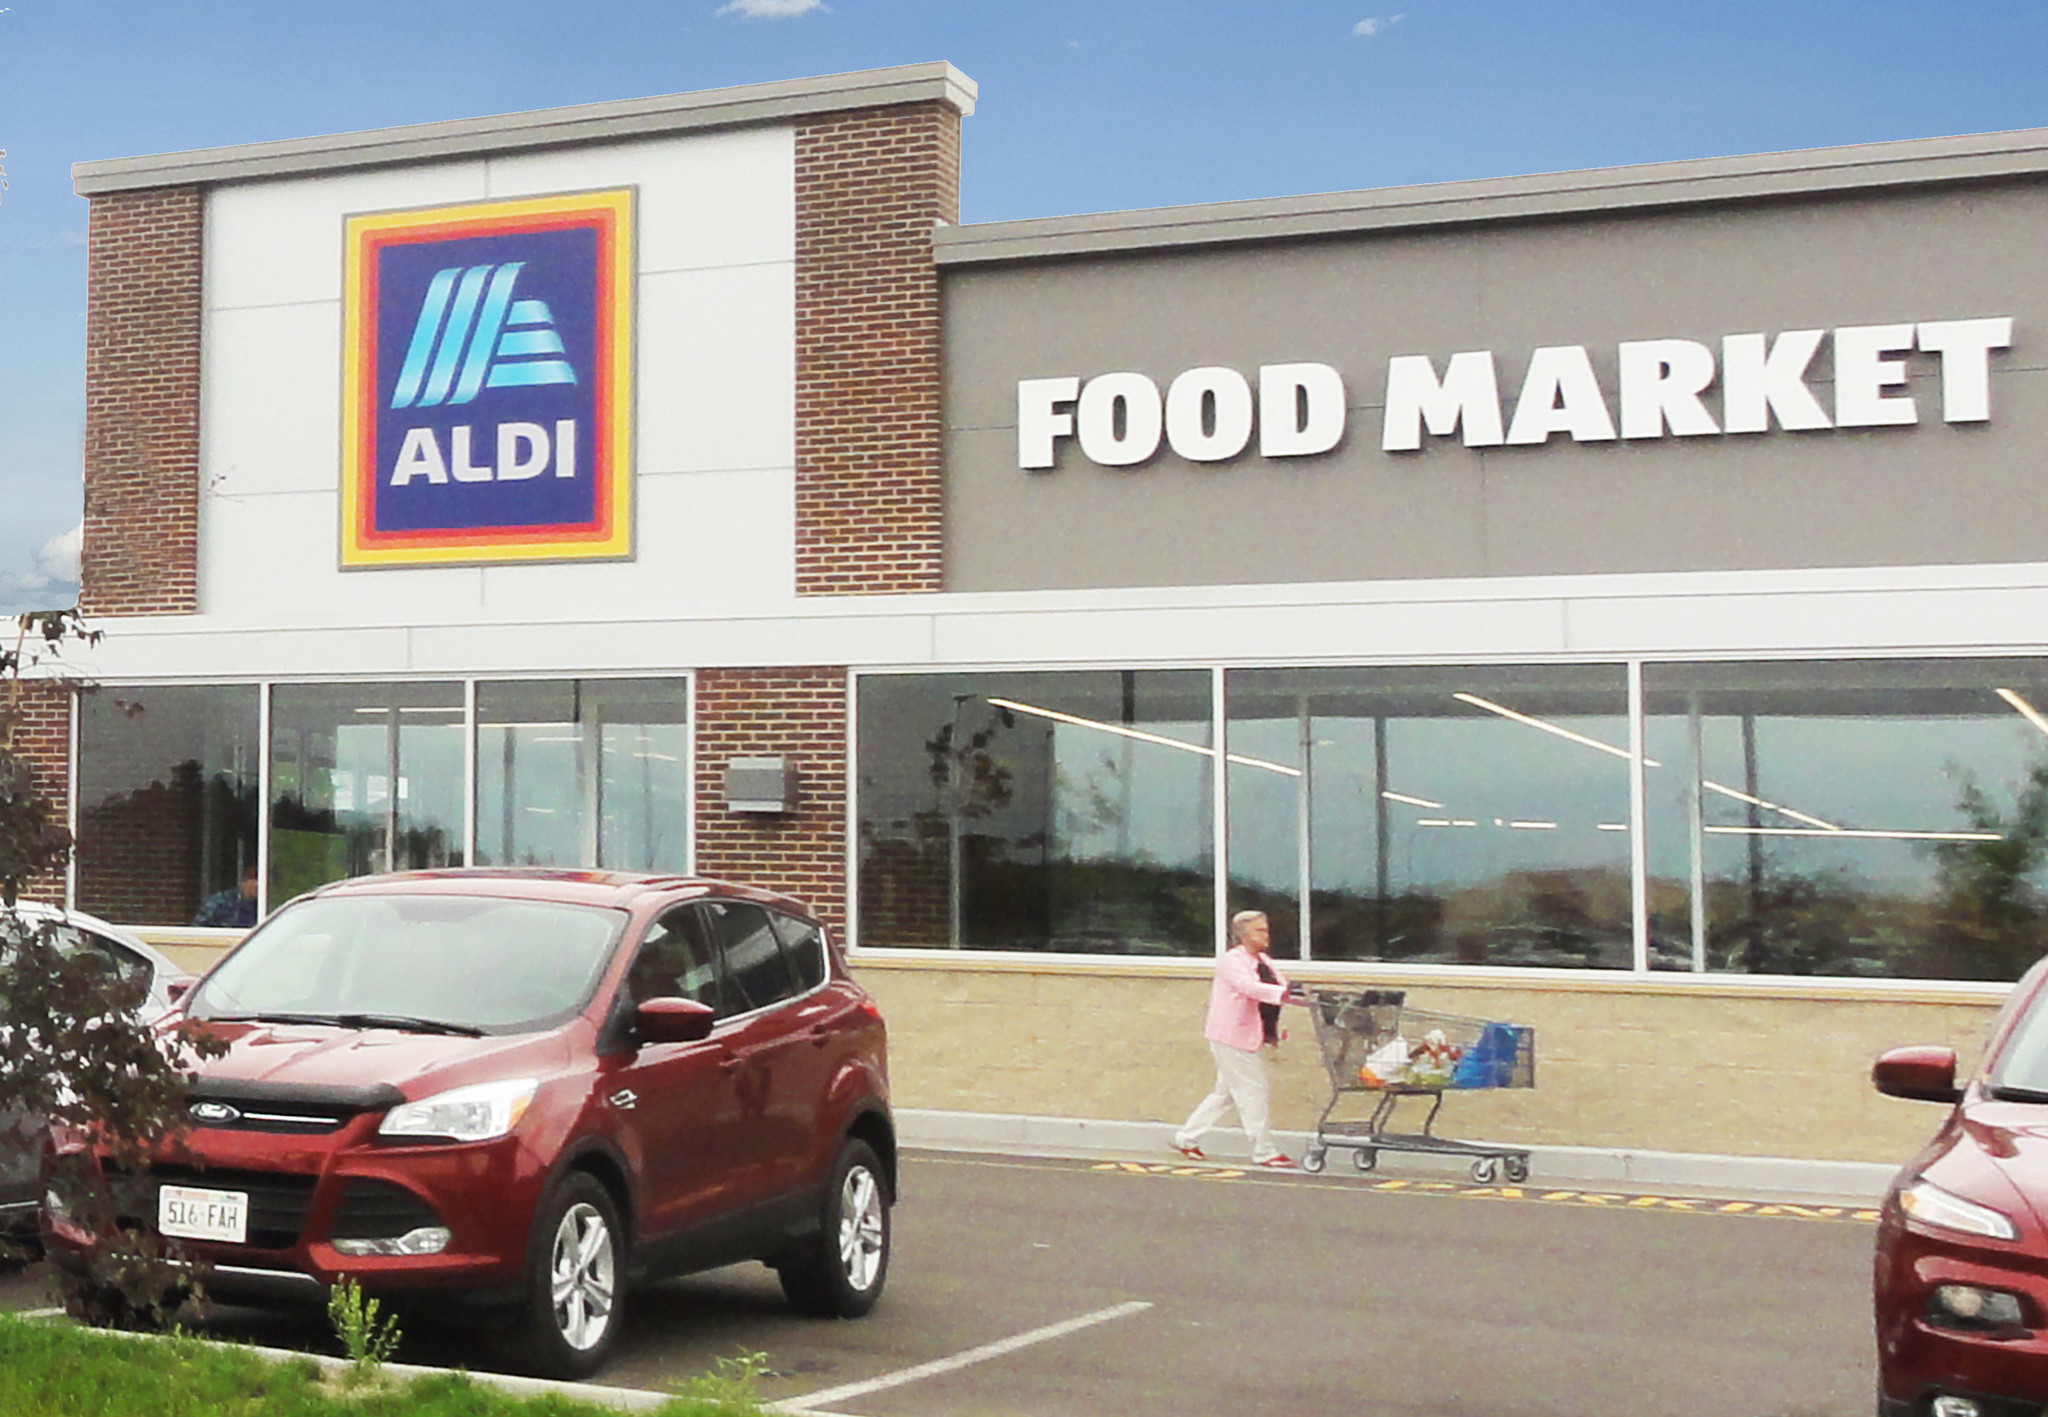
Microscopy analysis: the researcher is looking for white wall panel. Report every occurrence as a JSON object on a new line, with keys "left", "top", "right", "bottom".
{"left": 200, "top": 303, "right": 341, "bottom": 497}
{"left": 198, "top": 488, "right": 487, "bottom": 625}
{"left": 196, "top": 125, "right": 795, "bottom": 632}
{"left": 471, "top": 468, "right": 795, "bottom": 621}
{"left": 483, "top": 126, "right": 794, "bottom": 276}
{"left": 637, "top": 263, "right": 794, "bottom": 476}
{"left": 206, "top": 164, "right": 489, "bottom": 312}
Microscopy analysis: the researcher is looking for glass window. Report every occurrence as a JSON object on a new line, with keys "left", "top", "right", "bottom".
{"left": 627, "top": 909, "right": 725, "bottom": 1011}
{"left": 772, "top": 914, "right": 829, "bottom": 993}
{"left": 476, "top": 678, "right": 687, "bottom": 872}
{"left": 76, "top": 685, "right": 260, "bottom": 927}
{"left": 857, "top": 670, "right": 1215, "bottom": 955}
{"left": 1226, "top": 665, "right": 1633, "bottom": 967}
{"left": 1645, "top": 659, "right": 2048, "bottom": 981}
{"left": 704, "top": 901, "right": 797, "bottom": 1012}
{"left": 269, "top": 683, "right": 464, "bottom": 903}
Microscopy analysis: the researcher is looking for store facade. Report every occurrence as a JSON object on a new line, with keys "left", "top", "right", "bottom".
{"left": 34, "top": 65, "right": 2048, "bottom": 1165}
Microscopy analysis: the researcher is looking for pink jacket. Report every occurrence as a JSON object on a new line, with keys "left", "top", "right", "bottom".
{"left": 1204, "top": 947, "right": 1291, "bottom": 1052}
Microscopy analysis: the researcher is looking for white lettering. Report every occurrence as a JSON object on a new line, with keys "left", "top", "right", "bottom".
{"left": 496, "top": 422, "right": 550, "bottom": 481}
{"left": 1381, "top": 351, "right": 1502, "bottom": 451}
{"left": 449, "top": 425, "right": 492, "bottom": 483}
{"left": 1617, "top": 339, "right": 1719, "bottom": 438}
{"left": 1918, "top": 317, "right": 2013, "bottom": 423}
{"left": 1165, "top": 367, "right": 1255, "bottom": 462}
{"left": 1833, "top": 323, "right": 1920, "bottom": 427}
{"left": 390, "top": 428, "right": 448, "bottom": 486}
{"left": 1018, "top": 376, "right": 1082, "bottom": 469}
{"left": 555, "top": 420, "right": 578, "bottom": 479}
{"left": 1506, "top": 346, "right": 1616, "bottom": 445}
{"left": 1721, "top": 330, "right": 1832, "bottom": 433}
{"left": 1076, "top": 372, "right": 1163, "bottom": 467}
{"left": 1258, "top": 363, "right": 1347, "bottom": 457}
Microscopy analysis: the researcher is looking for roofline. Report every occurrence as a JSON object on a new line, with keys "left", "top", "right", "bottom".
{"left": 934, "top": 124, "right": 2048, "bottom": 267}
{"left": 73, "top": 62, "right": 976, "bottom": 196}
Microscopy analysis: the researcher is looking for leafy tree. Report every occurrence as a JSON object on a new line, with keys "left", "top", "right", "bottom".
{"left": 1930, "top": 760, "right": 2048, "bottom": 981}
{"left": 0, "top": 608, "right": 224, "bottom": 1325}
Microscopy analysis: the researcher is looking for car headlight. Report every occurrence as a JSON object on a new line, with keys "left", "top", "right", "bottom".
{"left": 379, "top": 1078, "right": 538, "bottom": 1143}
{"left": 1898, "top": 1178, "right": 2020, "bottom": 1241}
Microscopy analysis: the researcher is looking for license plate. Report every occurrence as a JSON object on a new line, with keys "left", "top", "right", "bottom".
{"left": 158, "top": 1185, "right": 249, "bottom": 1244}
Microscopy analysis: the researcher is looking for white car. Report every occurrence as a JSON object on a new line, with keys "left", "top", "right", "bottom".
{"left": 1, "top": 904, "right": 191, "bottom": 1235}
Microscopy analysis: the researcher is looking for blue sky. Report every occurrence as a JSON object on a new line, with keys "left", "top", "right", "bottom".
{"left": 4, "top": 0, "right": 2048, "bottom": 611}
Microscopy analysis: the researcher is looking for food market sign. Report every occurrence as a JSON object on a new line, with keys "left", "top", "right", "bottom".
{"left": 1016, "top": 317, "right": 2013, "bottom": 470}
{"left": 341, "top": 189, "right": 635, "bottom": 568}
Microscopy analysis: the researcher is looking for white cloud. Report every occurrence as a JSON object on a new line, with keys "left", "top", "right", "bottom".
{"left": 0, "top": 524, "right": 83, "bottom": 611}
{"left": 716, "top": 0, "right": 825, "bottom": 18}
{"left": 34, "top": 525, "right": 81, "bottom": 585}
{"left": 1352, "top": 14, "right": 1405, "bottom": 38}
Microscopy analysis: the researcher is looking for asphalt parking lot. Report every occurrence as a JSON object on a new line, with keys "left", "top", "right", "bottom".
{"left": 1, "top": 1149, "right": 1878, "bottom": 1417}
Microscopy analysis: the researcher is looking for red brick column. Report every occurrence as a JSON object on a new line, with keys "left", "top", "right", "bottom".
{"left": 793, "top": 102, "right": 960, "bottom": 595}
{"left": 692, "top": 668, "right": 849, "bottom": 940}
{"left": 81, "top": 187, "right": 204, "bottom": 617}
{"left": 7, "top": 682, "right": 74, "bottom": 906}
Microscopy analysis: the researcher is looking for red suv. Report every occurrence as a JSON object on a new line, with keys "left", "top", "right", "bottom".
{"left": 44, "top": 869, "right": 894, "bottom": 1378}
{"left": 1874, "top": 954, "right": 2048, "bottom": 1417}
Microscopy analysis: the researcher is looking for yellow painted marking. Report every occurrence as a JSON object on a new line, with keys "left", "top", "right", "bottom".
{"left": 1068, "top": 1156, "right": 1873, "bottom": 1223}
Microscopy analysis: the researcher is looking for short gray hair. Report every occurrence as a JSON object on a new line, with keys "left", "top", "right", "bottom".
{"left": 1228, "top": 910, "right": 1267, "bottom": 944}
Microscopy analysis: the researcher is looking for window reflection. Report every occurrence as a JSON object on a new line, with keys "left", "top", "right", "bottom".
{"left": 76, "top": 685, "right": 260, "bottom": 927}
{"left": 475, "top": 678, "right": 687, "bottom": 872}
{"left": 1226, "top": 666, "right": 1633, "bottom": 966}
{"left": 269, "top": 683, "right": 465, "bottom": 902}
{"left": 857, "top": 671, "right": 1213, "bottom": 955}
{"left": 1645, "top": 660, "right": 2048, "bottom": 980}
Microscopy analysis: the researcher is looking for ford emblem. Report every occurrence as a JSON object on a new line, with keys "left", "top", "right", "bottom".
{"left": 189, "top": 1100, "right": 241, "bottom": 1125}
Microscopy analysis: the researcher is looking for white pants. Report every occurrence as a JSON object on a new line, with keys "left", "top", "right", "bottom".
{"left": 1175, "top": 1040, "right": 1283, "bottom": 1163}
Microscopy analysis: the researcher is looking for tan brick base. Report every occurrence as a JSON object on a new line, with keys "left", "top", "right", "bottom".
{"left": 855, "top": 960, "right": 2000, "bottom": 1164}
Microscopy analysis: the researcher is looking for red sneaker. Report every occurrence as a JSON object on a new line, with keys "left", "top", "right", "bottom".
{"left": 1173, "top": 1143, "right": 1206, "bottom": 1160}
{"left": 1257, "top": 1154, "right": 1297, "bottom": 1170}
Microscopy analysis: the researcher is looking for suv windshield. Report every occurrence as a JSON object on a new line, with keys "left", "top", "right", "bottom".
{"left": 188, "top": 894, "right": 624, "bottom": 1034}
{"left": 1989, "top": 984, "right": 2048, "bottom": 1100}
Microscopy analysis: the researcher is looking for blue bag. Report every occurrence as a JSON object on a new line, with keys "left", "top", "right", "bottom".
{"left": 1452, "top": 1021, "right": 1522, "bottom": 1089}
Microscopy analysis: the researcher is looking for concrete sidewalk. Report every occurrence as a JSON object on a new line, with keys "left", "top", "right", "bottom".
{"left": 897, "top": 1107, "right": 1900, "bottom": 1205}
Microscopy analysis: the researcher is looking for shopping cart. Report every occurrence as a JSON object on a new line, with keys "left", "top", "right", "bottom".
{"left": 1299, "top": 987, "right": 1536, "bottom": 1184}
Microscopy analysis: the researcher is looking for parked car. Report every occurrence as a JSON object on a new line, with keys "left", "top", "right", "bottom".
{"left": 43, "top": 869, "right": 895, "bottom": 1378}
{"left": 1873, "top": 954, "right": 2048, "bottom": 1417}
{"left": 2, "top": 903, "right": 191, "bottom": 1239}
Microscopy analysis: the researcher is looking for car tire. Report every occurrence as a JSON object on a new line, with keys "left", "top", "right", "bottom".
{"left": 510, "top": 1172, "right": 625, "bottom": 1379}
{"left": 778, "top": 1139, "right": 890, "bottom": 1319}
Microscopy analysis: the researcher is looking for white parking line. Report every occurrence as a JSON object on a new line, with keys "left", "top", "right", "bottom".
{"left": 781, "top": 1300, "right": 1153, "bottom": 1412}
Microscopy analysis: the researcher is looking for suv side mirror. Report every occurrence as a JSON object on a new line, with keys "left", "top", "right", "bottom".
{"left": 1873, "top": 1045, "right": 1962, "bottom": 1104}
{"left": 635, "top": 997, "right": 716, "bottom": 1045}
{"left": 166, "top": 979, "right": 194, "bottom": 1004}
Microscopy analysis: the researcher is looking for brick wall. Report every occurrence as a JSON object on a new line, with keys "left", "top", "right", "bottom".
{"left": 792, "top": 102, "right": 960, "bottom": 596}
{"left": 692, "top": 668, "right": 849, "bottom": 939}
{"left": 81, "top": 186, "right": 204, "bottom": 617}
{"left": 6, "top": 683, "right": 73, "bottom": 906}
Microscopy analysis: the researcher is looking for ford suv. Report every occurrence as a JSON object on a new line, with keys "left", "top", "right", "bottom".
{"left": 44, "top": 869, "right": 895, "bottom": 1378}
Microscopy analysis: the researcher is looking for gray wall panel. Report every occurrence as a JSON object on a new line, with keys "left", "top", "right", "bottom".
{"left": 943, "top": 180, "right": 2048, "bottom": 592}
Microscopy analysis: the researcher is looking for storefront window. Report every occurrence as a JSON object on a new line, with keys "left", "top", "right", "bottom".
{"left": 1227, "top": 666, "right": 1633, "bottom": 966}
{"left": 75, "top": 685, "right": 260, "bottom": 927}
{"left": 476, "top": 678, "right": 687, "bottom": 872}
{"left": 1644, "top": 660, "right": 2048, "bottom": 980}
{"left": 269, "top": 683, "right": 465, "bottom": 901}
{"left": 857, "top": 671, "right": 1214, "bottom": 954}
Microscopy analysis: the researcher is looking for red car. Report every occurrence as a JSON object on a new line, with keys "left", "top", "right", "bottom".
{"left": 45, "top": 869, "right": 895, "bottom": 1379}
{"left": 1874, "top": 956, "right": 2048, "bottom": 1417}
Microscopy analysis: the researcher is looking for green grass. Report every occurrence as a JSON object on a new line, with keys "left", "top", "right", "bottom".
{"left": 0, "top": 1312, "right": 771, "bottom": 1416}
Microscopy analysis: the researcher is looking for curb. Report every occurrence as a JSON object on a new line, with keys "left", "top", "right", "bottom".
{"left": 897, "top": 1108, "right": 1899, "bottom": 1203}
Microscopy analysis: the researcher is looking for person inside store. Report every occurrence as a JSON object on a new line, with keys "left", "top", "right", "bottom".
{"left": 1172, "top": 908, "right": 1305, "bottom": 1169}
{"left": 193, "top": 862, "right": 260, "bottom": 929}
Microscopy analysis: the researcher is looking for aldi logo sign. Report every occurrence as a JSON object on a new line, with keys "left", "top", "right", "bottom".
{"left": 341, "top": 190, "right": 634, "bottom": 567}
